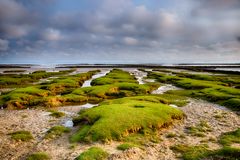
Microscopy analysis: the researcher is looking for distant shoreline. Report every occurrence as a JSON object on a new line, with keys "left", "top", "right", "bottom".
{"left": 1, "top": 63, "right": 240, "bottom": 74}
{"left": 0, "top": 63, "right": 240, "bottom": 69}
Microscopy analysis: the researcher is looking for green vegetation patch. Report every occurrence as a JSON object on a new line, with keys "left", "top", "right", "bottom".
{"left": 166, "top": 133, "right": 177, "bottom": 138}
{"left": 91, "top": 69, "right": 137, "bottom": 86}
{"left": 219, "top": 128, "right": 240, "bottom": 146}
{"left": 41, "top": 70, "right": 100, "bottom": 95}
{"left": 14, "top": 86, "right": 50, "bottom": 96}
{"left": 171, "top": 144, "right": 240, "bottom": 160}
{"left": 8, "top": 130, "right": 33, "bottom": 141}
{"left": 72, "top": 82, "right": 159, "bottom": 100}
{"left": 48, "top": 110, "right": 65, "bottom": 118}
{"left": 45, "top": 125, "right": 70, "bottom": 139}
{"left": 71, "top": 95, "right": 184, "bottom": 143}
{"left": 0, "top": 70, "right": 99, "bottom": 109}
{"left": 0, "top": 69, "right": 74, "bottom": 88}
{"left": 26, "top": 152, "right": 50, "bottom": 160}
{"left": 171, "top": 144, "right": 210, "bottom": 160}
{"left": 75, "top": 147, "right": 109, "bottom": 160}
{"left": 117, "top": 143, "right": 136, "bottom": 151}
{"left": 69, "top": 69, "right": 160, "bottom": 103}
{"left": 148, "top": 71, "right": 240, "bottom": 111}
{"left": 221, "top": 98, "right": 240, "bottom": 110}
{"left": 171, "top": 129, "right": 240, "bottom": 160}
{"left": 186, "top": 120, "right": 212, "bottom": 137}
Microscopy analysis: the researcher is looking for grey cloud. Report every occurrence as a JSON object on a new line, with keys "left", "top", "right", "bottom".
{"left": 0, "top": 39, "right": 9, "bottom": 51}
{"left": 42, "top": 28, "right": 63, "bottom": 41}
{"left": 0, "top": 0, "right": 37, "bottom": 39}
{"left": 237, "top": 36, "right": 240, "bottom": 42}
{"left": 0, "top": 0, "right": 239, "bottom": 63}
{"left": 50, "top": 4, "right": 183, "bottom": 47}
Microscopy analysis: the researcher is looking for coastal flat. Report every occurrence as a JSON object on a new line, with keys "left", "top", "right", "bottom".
{"left": 0, "top": 66, "right": 239, "bottom": 160}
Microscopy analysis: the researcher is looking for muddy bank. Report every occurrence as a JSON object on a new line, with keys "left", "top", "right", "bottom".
{"left": 0, "top": 109, "right": 57, "bottom": 159}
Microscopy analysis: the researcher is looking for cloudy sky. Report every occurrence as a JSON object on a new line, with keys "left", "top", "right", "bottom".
{"left": 0, "top": 0, "right": 240, "bottom": 64}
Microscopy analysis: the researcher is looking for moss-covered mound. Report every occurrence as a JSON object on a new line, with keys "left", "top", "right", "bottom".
{"left": 8, "top": 130, "right": 33, "bottom": 141}
{"left": 91, "top": 69, "right": 137, "bottom": 86}
{"left": 171, "top": 144, "right": 240, "bottom": 160}
{"left": 219, "top": 128, "right": 240, "bottom": 146}
{"left": 71, "top": 95, "right": 184, "bottom": 143}
{"left": 26, "top": 152, "right": 50, "bottom": 160}
{"left": 44, "top": 125, "right": 70, "bottom": 139}
{"left": 117, "top": 143, "right": 136, "bottom": 151}
{"left": 75, "top": 147, "right": 109, "bottom": 160}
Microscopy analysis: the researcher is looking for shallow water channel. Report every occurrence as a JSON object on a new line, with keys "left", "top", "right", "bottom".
{"left": 60, "top": 70, "right": 109, "bottom": 127}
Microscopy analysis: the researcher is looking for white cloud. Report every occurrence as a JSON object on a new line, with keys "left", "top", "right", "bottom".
{"left": 123, "top": 37, "right": 138, "bottom": 45}
{"left": 42, "top": 28, "right": 62, "bottom": 41}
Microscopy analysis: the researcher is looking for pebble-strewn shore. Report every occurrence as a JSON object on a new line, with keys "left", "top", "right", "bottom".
{"left": 0, "top": 98, "right": 239, "bottom": 160}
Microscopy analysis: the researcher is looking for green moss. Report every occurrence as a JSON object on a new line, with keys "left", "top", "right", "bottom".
{"left": 222, "top": 98, "right": 240, "bottom": 110}
{"left": 72, "top": 82, "right": 159, "bottom": 100}
{"left": 186, "top": 121, "right": 212, "bottom": 137}
{"left": 48, "top": 110, "right": 65, "bottom": 118}
{"left": 14, "top": 87, "right": 50, "bottom": 97}
{"left": 0, "top": 69, "right": 74, "bottom": 88}
{"left": 100, "top": 94, "right": 188, "bottom": 108}
{"left": 171, "top": 144, "right": 240, "bottom": 160}
{"left": 0, "top": 70, "right": 99, "bottom": 108}
{"left": 117, "top": 143, "right": 136, "bottom": 151}
{"left": 200, "top": 88, "right": 235, "bottom": 101}
{"left": 71, "top": 95, "right": 183, "bottom": 143}
{"left": 149, "top": 71, "right": 240, "bottom": 111}
{"left": 75, "top": 147, "right": 109, "bottom": 160}
{"left": 1, "top": 92, "right": 36, "bottom": 109}
{"left": 175, "top": 78, "right": 219, "bottom": 90}
{"left": 8, "top": 130, "right": 33, "bottom": 141}
{"left": 219, "top": 128, "right": 240, "bottom": 146}
{"left": 171, "top": 129, "right": 240, "bottom": 160}
{"left": 45, "top": 125, "right": 70, "bottom": 139}
{"left": 70, "top": 69, "right": 159, "bottom": 102}
{"left": 26, "top": 152, "right": 50, "bottom": 160}
{"left": 210, "top": 147, "right": 240, "bottom": 160}
{"left": 166, "top": 133, "right": 177, "bottom": 138}
{"left": 91, "top": 69, "right": 137, "bottom": 86}
{"left": 147, "top": 72, "right": 180, "bottom": 83}
{"left": 62, "top": 94, "right": 88, "bottom": 104}
{"left": 70, "top": 125, "right": 91, "bottom": 143}
{"left": 177, "top": 72, "right": 216, "bottom": 81}
{"left": 170, "top": 144, "right": 210, "bottom": 160}
{"left": 43, "top": 70, "right": 100, "bottom": 95}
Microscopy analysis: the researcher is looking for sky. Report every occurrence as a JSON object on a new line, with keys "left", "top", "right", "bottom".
{"left": 0, "top": 0, "right": 240, "bottom": 64}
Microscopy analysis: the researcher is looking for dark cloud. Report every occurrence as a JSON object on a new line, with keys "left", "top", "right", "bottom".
{"left": 237, "top": 36, "right": 240, "bottom": 42}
